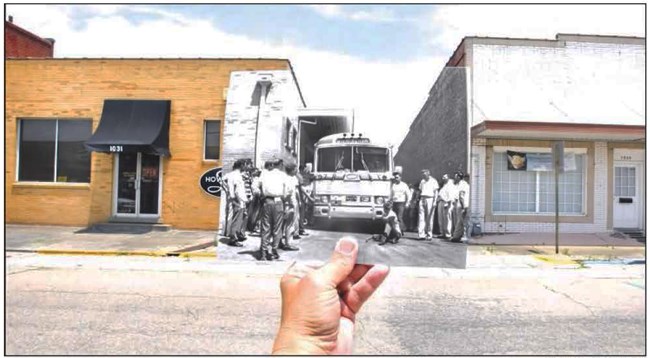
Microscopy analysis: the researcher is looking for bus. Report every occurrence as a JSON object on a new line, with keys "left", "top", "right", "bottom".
{"left": 310, "top": 132, "right": 394, "bottom": 230}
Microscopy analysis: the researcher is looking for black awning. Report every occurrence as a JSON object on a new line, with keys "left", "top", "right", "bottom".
{"left": 85, "top": 99, "right": 171, "bottom": 156}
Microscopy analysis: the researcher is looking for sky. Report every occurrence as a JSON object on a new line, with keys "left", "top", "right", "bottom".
{"left": 5, "top": 4, "right": 645, "bottom": 147}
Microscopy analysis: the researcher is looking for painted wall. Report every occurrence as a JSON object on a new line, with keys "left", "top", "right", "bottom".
{"left": 470, "top": 39, "right": 645, "bottom": 127}
{"left": 6, "top": 59, "right": 289, "bottom": 229}
{"left": 221, "top": 69, "right": 304, "bottom": 173}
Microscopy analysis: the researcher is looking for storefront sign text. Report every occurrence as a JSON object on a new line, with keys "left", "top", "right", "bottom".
{"left": 200, "top": 167, "right": 223, "bottom": 198}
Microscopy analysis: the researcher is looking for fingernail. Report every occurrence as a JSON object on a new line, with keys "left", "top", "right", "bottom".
{"left": 337, "top": 238, "right": 357, "bottom": 254}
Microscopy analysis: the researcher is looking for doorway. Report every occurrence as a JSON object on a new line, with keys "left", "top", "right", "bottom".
{"left": 613, "top": 162, "right": 643, "bottom": 230}
{"left": 113, "top": 152, "right": 162, "bottom": 221}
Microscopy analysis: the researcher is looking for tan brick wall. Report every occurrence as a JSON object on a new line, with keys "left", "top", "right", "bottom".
{"left": 6, "top": 59, "right": 290, "bottom": 229}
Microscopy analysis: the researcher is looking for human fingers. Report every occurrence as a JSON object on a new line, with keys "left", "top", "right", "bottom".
{"left": 336, "top": 264, "right": 371, "bottom": 293}
{"left": 313, "top": 238, "right": 358, "bottom": 288}
{"left": 341, "top": 264, "right": 390, "bottom": 314}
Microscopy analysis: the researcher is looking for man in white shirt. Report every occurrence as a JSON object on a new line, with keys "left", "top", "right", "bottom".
{"left": 258, "top": 160, "right": 289, "bottom": 260}
{"left": 452, "top": 172, "right": 471, "bottom": 242}
{"left": 437, "top": 174, "right": 457, "bottom": 239}
{"left": 224, "top": 159, "right": 249, "bottom": 247}
{"left": 390, "top": 172, "right": 411, "bottom": 237}
{"left": 418, "top": 169, "right": 439, "bottom": 240}
{"left": 281, "top": 163, "right": 300, "bottom": 252}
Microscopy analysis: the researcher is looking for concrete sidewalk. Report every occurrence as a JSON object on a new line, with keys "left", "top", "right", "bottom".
{"left": 469, "top": 232, "right": 644, "bottom": 247}
{"left": 6, "top": 225, "right": 217, "bottom": 257}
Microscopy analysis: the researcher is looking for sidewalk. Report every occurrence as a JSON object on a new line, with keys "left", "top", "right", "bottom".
{"left": 467, "top": 231, "right": 645, "bottom": 259}
{"left": 6, "top": 224, "right": 217, "bottom": 257}
{"left": 468, "top": 231, "right": 645, "bottom": 247}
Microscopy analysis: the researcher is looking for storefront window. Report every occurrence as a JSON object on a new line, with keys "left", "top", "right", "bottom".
{"left": 492, "top": 151, "right": 585, "bottom": 214}
{"left": 204, "top": 120, "right": 221, "bottom": 160}
{"left": 18, "top": 119, "right": 91, "bottom": 183}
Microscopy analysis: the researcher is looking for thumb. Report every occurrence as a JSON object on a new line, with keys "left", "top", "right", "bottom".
{"left": 315, "top": 238, "right": 358, "bottom": 287}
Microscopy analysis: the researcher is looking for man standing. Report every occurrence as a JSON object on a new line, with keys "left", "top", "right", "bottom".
{"left": 437, "top": 174, "right": 457, "bottom": 239}
{"left": 451, "top": 172, "right": 471, "bottom": 242}
{"left": 281, "top": 163, "right": 300, "bottom": 251}
{"left": 257, "top": 160, "right": 288, "bottom": 260}
{"left": 418, "top": 169, "right": 439, "bottom": 240}
{"left": 224, "top": 159, "right": 248, "bottom": 247}
{"left": 390, "top": 172, "right": 411, "bottom": 234}
{"left": 298, "top": 164, "right": 315, "bottom": 232}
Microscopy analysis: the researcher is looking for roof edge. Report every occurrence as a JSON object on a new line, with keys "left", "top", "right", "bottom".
{"left": 5, "top": 21, "right": 54, "bottom": 47}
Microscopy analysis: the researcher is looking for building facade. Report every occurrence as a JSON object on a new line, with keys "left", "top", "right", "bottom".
{"left": 5, "top": 18, "right": 55, "bottom": 58}
{"left": 396, "top": 34, "right": 645, "bottom": 234}
{"left": 6, "top": 58, "right": 294, "bottom": 230}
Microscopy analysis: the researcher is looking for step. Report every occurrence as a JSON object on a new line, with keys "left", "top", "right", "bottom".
{"left": 86, "top": 222, "right": 172, "bottom": 234}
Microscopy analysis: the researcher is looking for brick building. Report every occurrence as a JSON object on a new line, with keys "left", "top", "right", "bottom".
{"left": 398, "top": 34, "right": 645, "bottom": 235}
{"left": 5, "top": 17, "right": 55, "bottom": 58}
{"left": 6, "top": 58, "right": 298, "bottom": 230}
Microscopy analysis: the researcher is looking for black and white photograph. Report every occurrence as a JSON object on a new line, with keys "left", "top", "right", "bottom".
{"left": 4, "top": 3, "right": 646, "bottom": 355}
{"left": 217, "top": 66, "right": 470, "bottom": 267}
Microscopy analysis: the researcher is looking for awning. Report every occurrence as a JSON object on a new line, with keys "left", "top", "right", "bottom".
{"left": 85, "top": 99, "right": 171, "bottom": 156}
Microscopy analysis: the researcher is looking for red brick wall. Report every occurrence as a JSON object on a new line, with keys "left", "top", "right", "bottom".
{"left": 5, "top": 21, "right": 54, "bottom": 58}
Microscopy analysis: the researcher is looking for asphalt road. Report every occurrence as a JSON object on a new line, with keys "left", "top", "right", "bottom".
{"left": 217, "top": 226, "right": 467, "bottom": 268}
{"left": 5, "top": 253, "right": 645, "bottom": 355}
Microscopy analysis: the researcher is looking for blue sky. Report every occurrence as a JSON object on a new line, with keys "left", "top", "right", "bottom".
{"left": 66, "top": 4, "right": 442, "bottom": 61}
{"left": 5, "top": 4, "right": 646, "bottom": 145}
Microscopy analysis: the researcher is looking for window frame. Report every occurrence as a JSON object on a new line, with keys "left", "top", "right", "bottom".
{"left": 203, "top": 119, "right": 222, "bottom": 161}
{"left": 15, "top": 118, "right": 93, "bottom": 184}
{"left": 491, "top": 148, "right": 588, "bottom": 216}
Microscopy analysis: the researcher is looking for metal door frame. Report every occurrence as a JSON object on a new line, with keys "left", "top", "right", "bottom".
{"left": 112, "top": 153, "right": 163, "bottom": 220}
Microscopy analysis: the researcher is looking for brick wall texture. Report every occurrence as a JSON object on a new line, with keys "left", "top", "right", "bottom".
{"left": 6, "top": 59, "right": 289, "bottom": 229}
{"left": 394, "top": 67, "right": 468, "bottom": 185}
{"left": 5, "top": 21, "right": 54, "bottom": 58}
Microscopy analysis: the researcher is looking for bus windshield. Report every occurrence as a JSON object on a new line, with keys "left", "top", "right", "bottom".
{"left": 317, "top": 146, "right": 389, "bottom": 173}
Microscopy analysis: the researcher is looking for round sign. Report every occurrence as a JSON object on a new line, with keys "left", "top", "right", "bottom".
{"left": 199, "top": 167, "right": 223, "bottom": 198}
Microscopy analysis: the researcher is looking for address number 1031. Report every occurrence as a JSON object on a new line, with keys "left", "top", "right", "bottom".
{"left": 109, "top": 145, "right": 124, "bottom": 152}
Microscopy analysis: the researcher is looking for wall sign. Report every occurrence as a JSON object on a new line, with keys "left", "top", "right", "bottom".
{"left": 199, "top": 167, "right": 223, "bottom": 198}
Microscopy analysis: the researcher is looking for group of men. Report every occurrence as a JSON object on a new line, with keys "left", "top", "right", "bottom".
{"left": 223, "top": 158, "right": 313, "bottom": 261}
{"left": 380, "top": 169, "right": 470, "bottom": 245}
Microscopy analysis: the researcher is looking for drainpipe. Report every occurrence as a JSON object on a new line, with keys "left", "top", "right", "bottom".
{"left": 253, "top": 77, "right": 272, "bottom": 167}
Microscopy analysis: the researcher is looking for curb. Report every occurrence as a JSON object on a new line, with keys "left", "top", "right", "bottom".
{"left": 35, "top": 249, "right": 168, "bottom": 257}
{"left": 7, "top": 248, "right": 216, "bottom": 258}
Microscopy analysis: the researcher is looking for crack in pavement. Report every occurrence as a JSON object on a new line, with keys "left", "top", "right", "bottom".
{"left": 540, "top": 284, "right": 596, "bottom": 316}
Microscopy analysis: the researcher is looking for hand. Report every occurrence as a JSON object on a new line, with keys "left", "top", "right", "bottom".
{"left": 272, "top": 238, "right": 390, "bottom": 355}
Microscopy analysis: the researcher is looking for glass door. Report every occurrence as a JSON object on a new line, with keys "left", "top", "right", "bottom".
{"left": 114, "top": 153, "right": 161, "bottom": 218}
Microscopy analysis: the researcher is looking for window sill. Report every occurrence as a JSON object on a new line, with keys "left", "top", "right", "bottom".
{"left": 12, "top": 182, "right": 91, "bottom": 190}
{"left": 202, "top": 159, "right": 221, "bottom": 164}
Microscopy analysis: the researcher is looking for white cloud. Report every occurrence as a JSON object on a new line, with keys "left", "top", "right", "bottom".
{"left": 5, "top": 4, "right": 440, "bottom": 147}
{"left": 308, "top": 4, "right": 401, "bottom": 23}
{"left": 5, "top": 4, "right": 644, "bottom": 148}
{"left": 430, "top": 4, "right": 645, "bottom": 52}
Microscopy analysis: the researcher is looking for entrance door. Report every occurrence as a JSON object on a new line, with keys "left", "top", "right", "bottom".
{"left": 114, "top": 152, "right": 162, "bottom": 219}
{"left": 613, "top": 163, "right": 642, "bottom": 229}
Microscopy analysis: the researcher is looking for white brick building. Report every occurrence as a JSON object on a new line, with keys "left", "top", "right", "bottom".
{"left": 458, "top": 34, "right": 645, "bottom": 234}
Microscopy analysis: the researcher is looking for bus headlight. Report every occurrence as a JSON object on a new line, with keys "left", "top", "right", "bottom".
{"left": 317, "top": 195, "right": 330, "bottom": 203}
{"left": 360, "top": 196, "right": 371, "bottom": 203}
{"left": 374, "top": 196, "right": 385, "bottom": 204}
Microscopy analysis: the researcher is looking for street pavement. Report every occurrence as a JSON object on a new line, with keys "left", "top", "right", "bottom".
{"left": 217, "top": 227, "right": 467, "bottom": 268}
{"left": 5, "top": 252, "right": 645, "bottom": 355}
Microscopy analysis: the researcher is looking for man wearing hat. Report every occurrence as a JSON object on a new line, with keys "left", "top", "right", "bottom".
{"left": 257, "top": 159, "right": 289, "bottom": 260}
{"left": 389, "top": 167, "right": 411, "bottom": 236}
{"left": 437, "top": 174, "right": 457, "bottom": 239}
